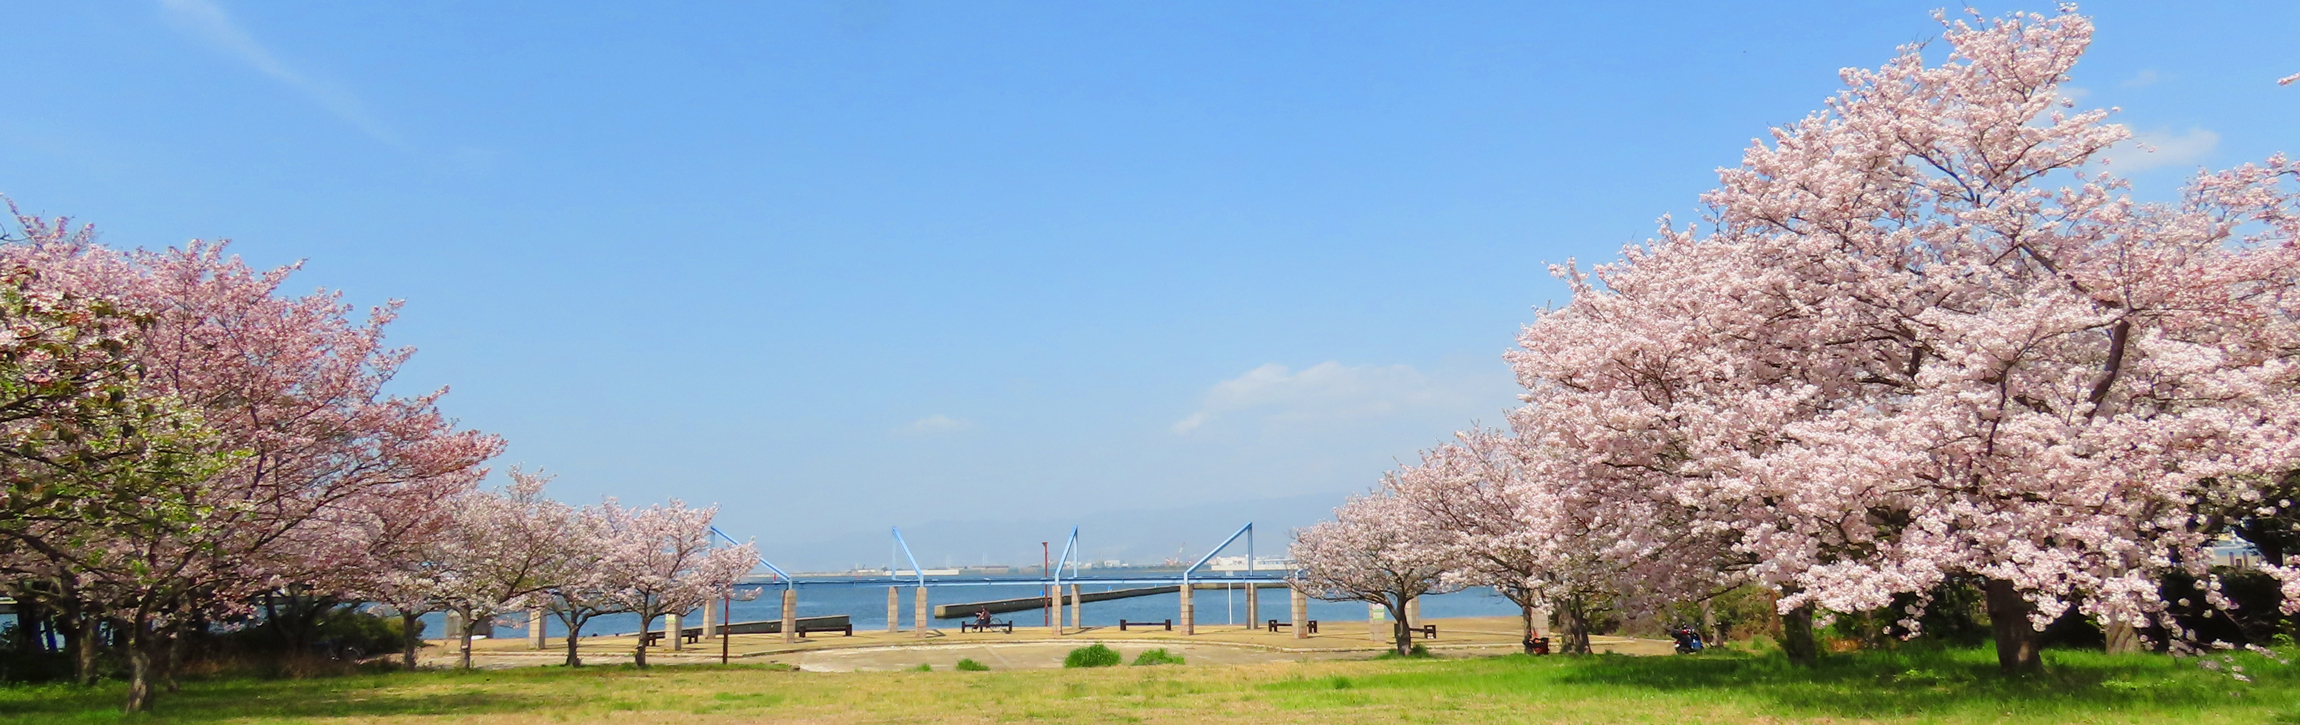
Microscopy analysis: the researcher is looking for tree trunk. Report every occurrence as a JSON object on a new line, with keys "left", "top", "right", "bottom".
{"left": 563, "top": 619, "right": 586, "bottom": 667}
{"left": 633, "top": 614, "right": 652, "bottom": 669}
{"left": 1521, "top": 605, "right": 1538, "bottom": 654}
{"left": 458, "top": 617, "right": 476, "bottom": 670}
{"left": 1557, "top": 595, "right": 1593, "bottom": 655}
{"left": 67, "top": 613, "right": 100, "bottom": 687}
{"left": 2103, "top": 619, "right": 2141, "bottom": 654}
{"left": 164, "top": 629, "right": 185, "bottom": 693}
{"left": 1700, "top": 599, "right": 1719, "bottom": 645}
{"left": 123, "top": 621, "right": 158, "bottom": 713}
{"left": 1387, "top": 599, "right": 1412, "bottom": 656}
{"left": 400, "top": 612, "right": 422, "bottom": 670}
{"left": 8, "top": 597, "right": 32, "bottom": 653}
{"left": 1984, "top": 578, "right": 2043, "bottom": 675}
{"left": 1780, "top": 602, "right": 1818, "bottom": 666}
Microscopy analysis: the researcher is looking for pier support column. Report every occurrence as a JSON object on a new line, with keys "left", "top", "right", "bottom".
{"left": 781, "top": 589, "right": 798, "bottom": 644}
{"left": 1290, "top": 587, "right": 1308, "bottom": 640}
{"left": 1245, "top": 584, "right": 1258, "bottom": 631}
{"left": 529, "top": 608, "right": 546, "bottom": 650}
{"left": 1406, "top": 597, "right": 1420, "bottom": 633}
{"left": 1049, "top": 585, "right": 1061, "bottom": 634}
{"left": 1180, "top": 584, "right": 1195, "bottom": 635}
{"left": 887, "top": 586, "right": 900, "bottom": 632}
{"left": 913, "top": 587, "right": 928, "bottom": 639}
{"left": 1069, "top": 585, "right": 1081, "bottom": 631}
{"left": 700, "top": 598, "right": 715, "bottom": 641}
{"left": 1369, "top": 603, "right": 1383, "bottom": 642}
{"left": 668, "top": 613, "right": 684, "bottom": 651}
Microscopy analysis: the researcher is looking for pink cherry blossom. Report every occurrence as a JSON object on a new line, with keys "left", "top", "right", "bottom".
{"left": 1506, "top": 8, "right": 2300, "bottom": 673}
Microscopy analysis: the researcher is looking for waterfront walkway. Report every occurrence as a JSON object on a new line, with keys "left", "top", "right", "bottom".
{"left": 426, "top": 616, "right": 1674, "bottom": 670}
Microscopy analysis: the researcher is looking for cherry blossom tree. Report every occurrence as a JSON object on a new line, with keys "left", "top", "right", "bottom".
{"left": 1289, "top": 492, "right": 1459, "bottom": 656}
{"left": 539, "top": 504, "right": 621, "bottom": 667}
{"left": 1386, "top": 429, "right": 1731, "bottom": 655}
{"left": 340, "top": 484, "right": 469, "bottom": 670}
{"left": 596, "top": 499, "right": 754, "bottom": 668}
{"left": 0, "top": 244, "right": 224, "bottom": 686}
{"left": 0, "top": 215, "right": 502, "bottom": 706}
{"left": 432, "top": 468, "right": 584, "bottom": 670}
{"left": 1509, "top": 9, "right": 2300, "bottom": 674}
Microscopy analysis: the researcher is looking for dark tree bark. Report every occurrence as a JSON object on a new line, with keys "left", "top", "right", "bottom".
{"left": 10, "top": 597, "right": 40, "bottom": 653}
{"left": 632, "top": 614, "right": 651, "bottom": 669}
{"left": 68, "top": 614, "right": 101, "bottom": 687}
{"left": 1385, "top": 596, "right": 1413, "bottom": 656}
{"left": 1520, "top": 605, "right": 1539, "bottom": 654}
{"left": 399, "top": 612, "right": 423, "bottom": 670}
{"left": 1557, "top": 595, "right": 1593, "bottom": 655}
{"left": 559, "top": 612, "right": 600, "bottom": 667}
{"left": 122, "top": 620, "right": 159, "bottom": 713}
{"left": 1780, "top": 602, "right": 1818, "bottom": 666}
{"left": 1985, "top": 578, "right": 2043, "bottom": 674}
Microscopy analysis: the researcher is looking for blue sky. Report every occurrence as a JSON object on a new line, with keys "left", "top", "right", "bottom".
{"left": 4, "top": 1, "right": 2293, "bottom": 569}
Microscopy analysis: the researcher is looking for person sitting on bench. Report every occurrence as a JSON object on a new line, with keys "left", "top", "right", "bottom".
{"left": 974, "top": 607, "right": 993, "bottom": 629}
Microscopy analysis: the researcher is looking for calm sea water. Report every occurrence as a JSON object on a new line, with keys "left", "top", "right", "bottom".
{"left": 441, "top": 581, "right": 1525, "bottom": 640}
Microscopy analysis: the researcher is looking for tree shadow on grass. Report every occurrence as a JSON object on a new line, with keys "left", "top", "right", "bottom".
{"left": 0, "top": 675, "right": 552, "bottom": 723}
{"left": 1544, "top": 647, "right": 2286, "bottom": 719}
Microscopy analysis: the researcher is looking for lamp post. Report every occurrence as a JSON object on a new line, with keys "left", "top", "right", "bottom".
{"left": 1042, "top": 542, "right": 1051, "bottom": 629}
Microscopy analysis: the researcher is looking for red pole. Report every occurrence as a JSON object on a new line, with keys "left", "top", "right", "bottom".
{"left": 720, "top": 590, "right": 731, "bottom": 664}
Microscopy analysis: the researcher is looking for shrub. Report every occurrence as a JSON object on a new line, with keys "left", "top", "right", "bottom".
{"left": 1063, "top": 644, "right": 1120, "bottom": 668}
{"left": 908, "top": 663, "right": 932, "bottom": 672}
{"left": 1130, "top": 648, "right": 1184, "bottom": 666}
{"left": 955, "top": 658, "right": 990, "bottom": 671}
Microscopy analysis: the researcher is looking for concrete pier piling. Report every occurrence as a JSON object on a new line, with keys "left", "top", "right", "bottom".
{"left": 699, "top": 599, "right": 715, "bottom": 641}
{"left": 781, "top": 589, "right": 798, "bottom": 644}
{"left": 1406, "top": 597, "right": 1421, "bottom": 633}
{"left": 529, "top": 608, "right": 545, "bottom": 650}
{"left": 1244, "top": 584, "right": 1258, "bottom": 631}
{"left": 668, "top": 613, "right": 684, "bottom": 650}
{"left": 1290, "top": 587, "right": 1308, "bottom": 640}
{"left": 887, "top": 586, "right": 899, "bottom": 632}
{"left": 1068, "top": 585, "right": 1080, "bottom": 631}
{"left": 1369, "top": 603, "right": 1383, "bottom": 642}
{"left": 1180, "top": 584, "right": 1195, "bottom": 635}
{"left": 913, "top": 587, "right": 928, "bottom": 638}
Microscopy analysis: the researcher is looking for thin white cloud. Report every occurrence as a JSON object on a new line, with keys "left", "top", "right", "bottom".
{"left": 2103, "top": 127, "right": 2219, "bottom": 173}
{"left": 899, "top": 415, "right": 974, "bottom": 434}
{"left": 2120, "top": 69, "right": 2164, "bottom": 88}
{"left": 157, "top": 0, "right": 400, "bottom": 145}
{"left": 1172, "top": 362, "right": 1455, "bottom": 434}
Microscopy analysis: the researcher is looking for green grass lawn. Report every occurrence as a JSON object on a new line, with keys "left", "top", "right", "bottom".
{"left": 4, "top": 646, "right": 2294, "bottom": 724}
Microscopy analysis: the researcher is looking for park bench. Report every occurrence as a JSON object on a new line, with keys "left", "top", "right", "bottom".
{"left": 1119, "top": 619, "right": 1171, "bottom": 631}
{"left": 959, "top": 620, "right": 1014, "bottom": 634}
{"left": 798, "top": 621, "right": 854, "bottom": 637}
{"left": 1415, "top": 624, "right": 1438, "bottom": 639}
{"left": 640, "top": 630, "right": 709, "bottom": 646}
{"left": 1265, "top": 619, "right": 1319, "bottom": 634}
